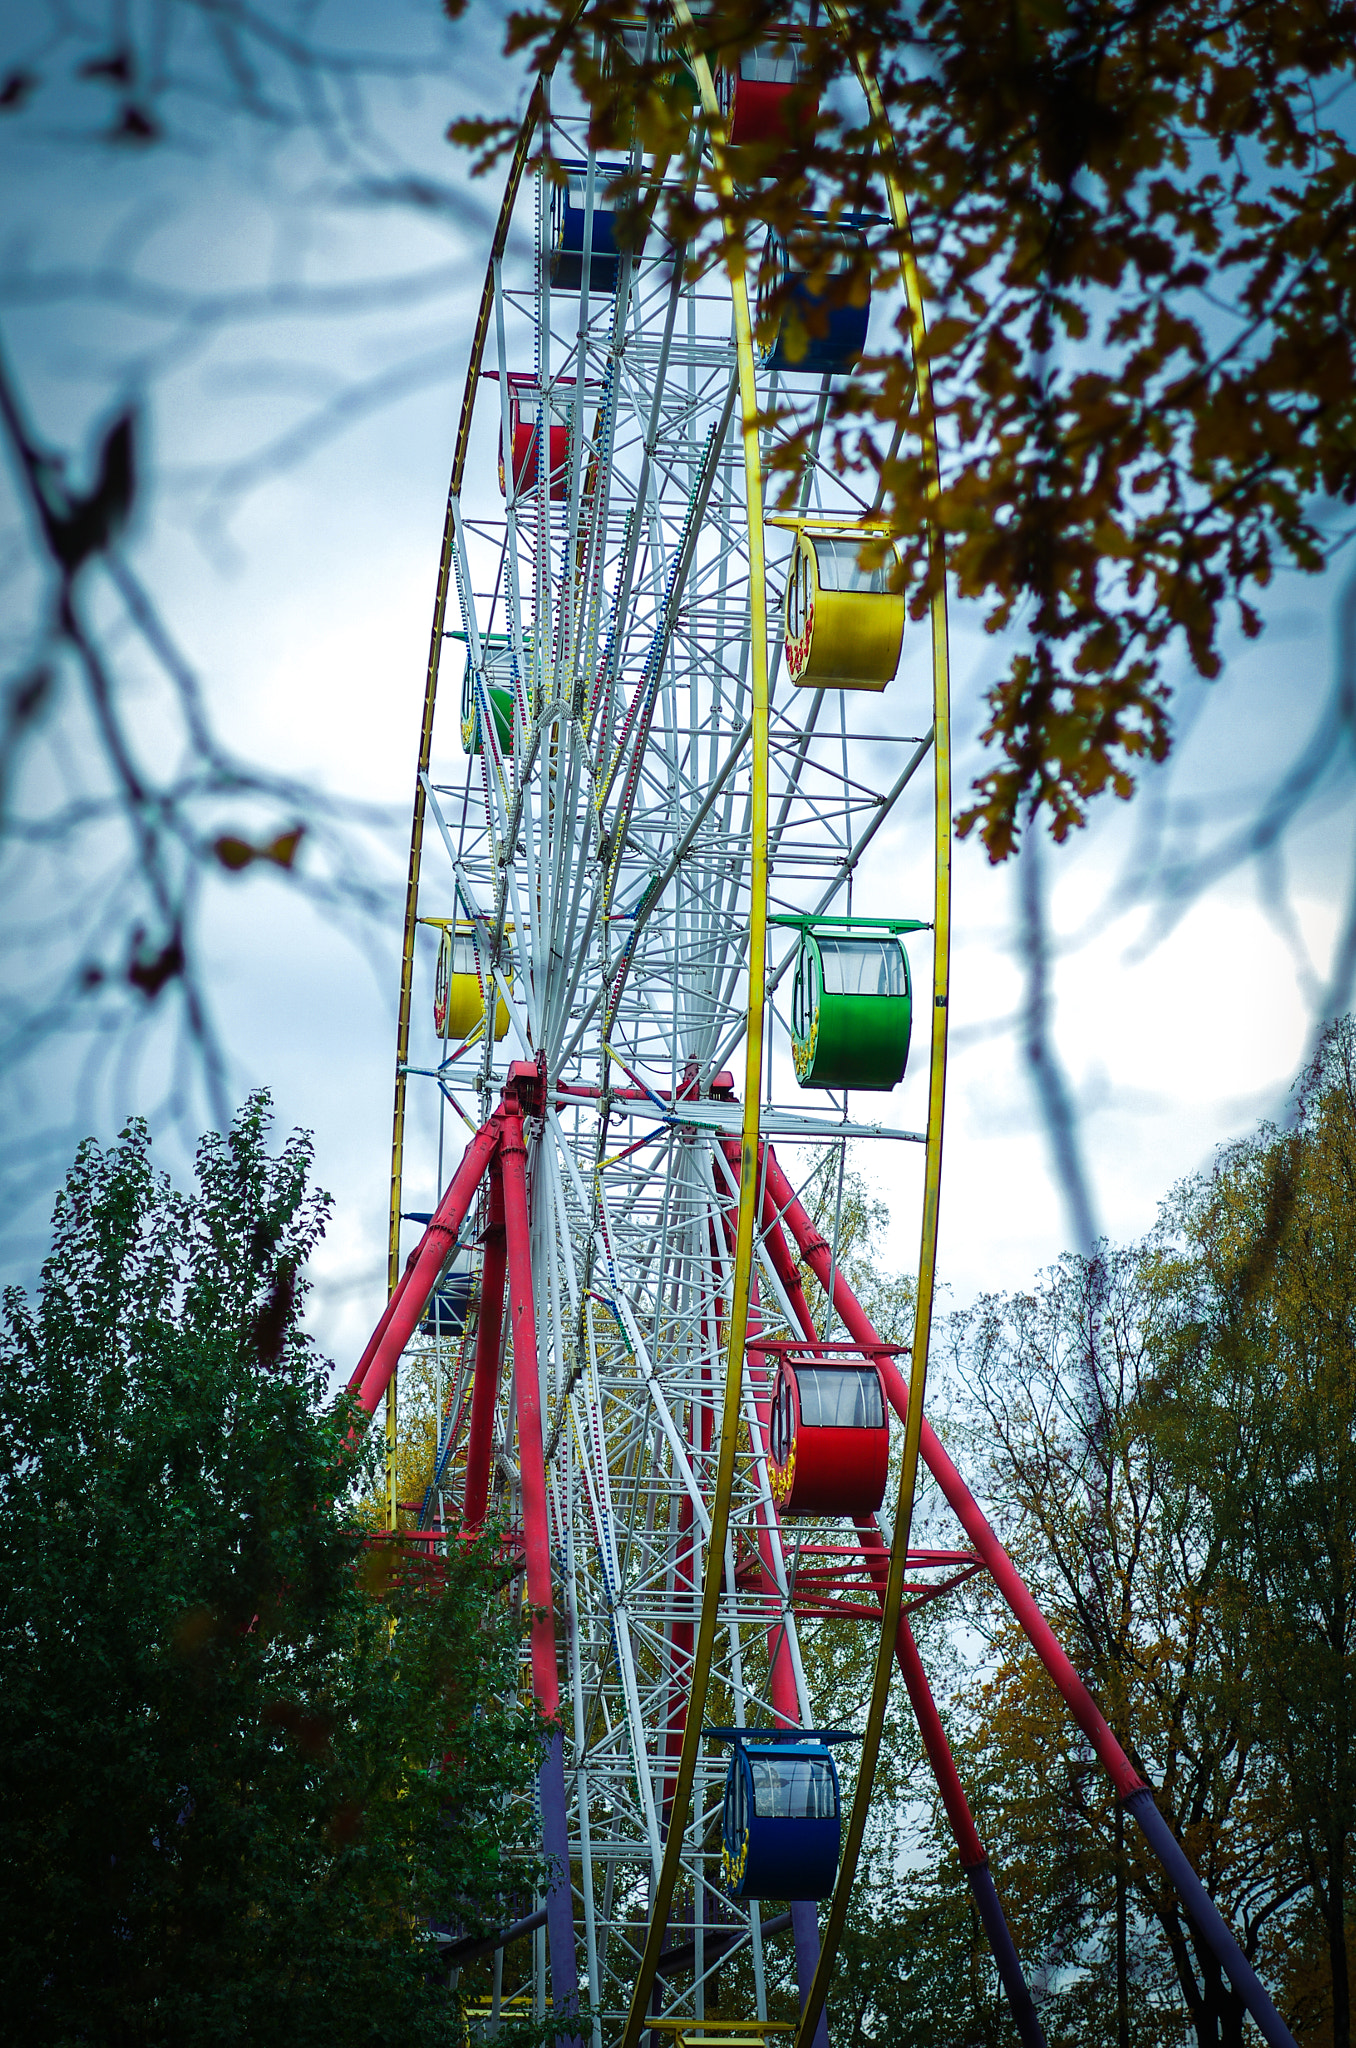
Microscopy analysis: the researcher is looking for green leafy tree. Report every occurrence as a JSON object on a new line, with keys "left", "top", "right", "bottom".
{"left": 0, "top": 1096, "right": 543, "bottom": 2047}
{"left": 942, "top": 1246, "right": 1299, "bottom": 2047}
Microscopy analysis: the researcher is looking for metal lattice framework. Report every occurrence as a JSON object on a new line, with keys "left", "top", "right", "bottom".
{"left": 348, "top": 14, "right": 1300, "bottom": 2048}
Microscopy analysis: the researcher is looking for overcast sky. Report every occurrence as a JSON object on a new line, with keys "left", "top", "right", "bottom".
{"left": 1, "top": 0, "right": 1350, "bottom": 1375}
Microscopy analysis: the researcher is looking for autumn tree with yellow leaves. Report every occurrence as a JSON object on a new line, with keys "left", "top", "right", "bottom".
{"left": 455, "top": 0, "right": 1356, "bottom": 861}
{"left": 840, "top": 1023, "right": 1356, "bottom": 2046}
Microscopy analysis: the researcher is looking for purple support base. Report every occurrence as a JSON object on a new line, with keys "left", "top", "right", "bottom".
{"left": 964, "top": 1862, "right": 1048, "bottom": 2048}
{"left": 791, "top": 1900, "right": 830, "bottom": 2048}
{"left": 539, "top": 1729, "right": 583, "bottom": 2046}
{"left": 1126, "top": 1788, "right": 1295, "bottom": 2048}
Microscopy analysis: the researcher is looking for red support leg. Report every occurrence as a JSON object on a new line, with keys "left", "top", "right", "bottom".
{"left": 500, "top": 1108, "right": 561, "bottom": 1717}
{"left": 660, "top": 1486, "right": 695, "bottom": 1820}
{"left": 761, "top": 1147, "right": 1145, "bottom": 1796}
{"left": 351, "top": 1114, "right": 501, "bottom": 1416}
{"left": 500, "top": 1107, "right": 579, "bottom": 2031}
{"left": 854, "top": 1523, "right": 1048, "bottom": 2046}
{"left": 718, "top": 1150, "right": 800, "bottom": 1717}
{"left": 349, "top": 1261, "right": 416, "bottom": 1399}
{"left": 746, "top": 1268, "right": 800, "bottom": 1732}
{"left": 756, "top": 1157, "right": 822, "bottom": 1351}
{"left": 659, "top": 1218, "right": 729, "bottom": 1818}
{"left": 462, "top": 1163, "right": 507, "bottom": 1535}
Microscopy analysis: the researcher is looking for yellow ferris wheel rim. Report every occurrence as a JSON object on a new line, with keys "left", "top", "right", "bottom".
{"left": 383, "top": 8, "right": 952, "bottom": 2029}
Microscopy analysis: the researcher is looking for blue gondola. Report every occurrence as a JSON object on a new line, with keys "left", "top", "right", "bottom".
{"left": 551, "top": 161, "right": 649, "bottom": 294}
{"left": 397, "top": 1231, "right": 475, "bottom": 1338}
{"left": 420, "top": 1268, "right": 473, "bottom": 1337}
{"left": 419, "top": 1253, "right": 477, "bottom": 1351}
{"left": 709, "top": 1728, "right": 857, "bottom": 1900}
{"left": 757, "top": 222, "right": 871, "bottom": 376}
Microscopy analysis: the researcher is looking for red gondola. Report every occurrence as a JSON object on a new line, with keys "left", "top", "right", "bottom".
{"left": 763, "top": 1341, "right": 895, "bottom": 1517}
{"left": 718, "top": 33, "right": 818, "bottom": 152}
{"left": 492, "top": 374, "right": 569, "bottom": 501}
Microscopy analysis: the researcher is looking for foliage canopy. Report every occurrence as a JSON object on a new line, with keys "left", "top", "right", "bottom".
{"left": 455, "top": 0, "right": 1356, "bottom": 858}
{"left": 0, "top": 1096, "right": 542, "bottom": 2046}
{"left": 830, "top": 1021, "right": 1356, "bottom": 2046}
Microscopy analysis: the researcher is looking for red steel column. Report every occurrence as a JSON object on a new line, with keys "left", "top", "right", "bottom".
{"left": 745, "top": 1265, "right": 797, "bottom": 1721}
{"left": 500, "top": 1108, "right": 559, "bottom": 1716}
{"left": 853, "top": 1526, "right": 985, "bottom": 1862}
{"left": 761, "top": 1148, "right": 1145, "bottom": 1797}
{"left": 660, "top": 1488, "right": 696, "bottom": 1819}
{"left": 854, "top": 1524, "right": 1047, "bottom": 2047}
{"left": 500, "top": 1106, "right": 579, "bottom": 2033}
{"left": 462, "top": 1163, "right": 507, "bottom": 1534}
{"left": 659, "top": 1215, "right": 730, "bottom": 1816}
{"left": 351, "top": 1115, "right": 501, "bottom": 1416}
{"left": 724, "top": 1152, "right": 829, "bottom": 2048}
{"left": 757, "top": 1156, "right": 822, "bottom": 1351}
{"left": 349, "top": 1262, "right": 416, "bottom": 1397}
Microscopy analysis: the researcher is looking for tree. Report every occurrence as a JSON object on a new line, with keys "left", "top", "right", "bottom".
{"left": 822, "top": 1025, "right": 1356, "bottom": 2045}
{"left": 1170, "top": 1018, "right": 1356, "bottom": 2046}
{"left": 948, "top": 1245, "right": 1301, "bottom": 2047}
{"left": 0, "top": 1096, "right": 543, "bottom": 2046}
{"left": 465, "top": 0, "right": 1356, "bottom": 863}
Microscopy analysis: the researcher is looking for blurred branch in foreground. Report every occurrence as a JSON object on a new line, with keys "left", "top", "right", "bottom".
{"left": 0, "top": 1, "right": 502, "bottom": 1231}
{"left": 0, "top": 341, "right": 393, "bottom": 1124}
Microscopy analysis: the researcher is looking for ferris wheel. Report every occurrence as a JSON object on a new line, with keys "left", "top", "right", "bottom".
{"left": 348, "top": 12, "right": 1299, "bottom": 2048}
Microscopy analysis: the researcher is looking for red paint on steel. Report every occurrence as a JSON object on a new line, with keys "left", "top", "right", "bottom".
{"left": 658, "top": 1255, "right": 721, "bottom": 1811}
{"left": 500, "top": 1108, "right": 561, "bottom": 1718}
{"left": 757, "top": 1166, "right": 822, "bottom": 1349}
{"left": 354, "top": 1115, "right": 502, "bottom": 1416}
{"left": 659, "top": 1258, "right": 710, "bottom": 1819}
{"left": 746, "top": 1264, "right": 799, "bottom": 1727}
{"left": 348, "top": 1260, "right": 414, "bottom": 1396}
{"left": 462, "top": 1163, "right": 508, "bottom": 1534}
{"left": 762, "top": 1146, "right": 1148, "bottom": 1801}
{"left": 913, "top": 1417, "right": 1147, "bottom": 1797}
{"left": 717, "top": 1159, "right": 798, "bottom": 1718}
{"left": 660, "top": 1488, "right": 696, "bottom": 1818}
{"left": 854, "top": 1521, "right": 985, "bottom": 1867}
{"left": 745, "top": 1254, "right": 831, "bottom": 2048}
{"left": 898, "top": 1615, "right": 986, "bottom": 1865}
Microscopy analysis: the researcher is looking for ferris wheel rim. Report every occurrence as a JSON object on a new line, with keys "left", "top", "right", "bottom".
{"left": 363, "top": 24, "right": 1303, "bottom": 2044}
{"left": 785, "top": 12, "right": 953, "bottom": 2042}
{"left": 385, "top": 12, "right": 954, "bottom": 2040}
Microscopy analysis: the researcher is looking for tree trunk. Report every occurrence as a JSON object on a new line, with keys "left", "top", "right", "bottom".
{"left": 1329, "top": 1831, "right": 1350, "bottom": 2048}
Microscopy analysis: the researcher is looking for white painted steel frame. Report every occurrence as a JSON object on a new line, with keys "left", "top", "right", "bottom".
{"left": 396, "top": 48, "right": 939, "bottom": 2045}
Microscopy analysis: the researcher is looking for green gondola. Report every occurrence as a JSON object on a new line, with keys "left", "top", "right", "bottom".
{"left": 780, "top": 915, "right": 929, "bottom": 1092}
{"left": 455, "top": 633, "right": 522, "bottom": 758}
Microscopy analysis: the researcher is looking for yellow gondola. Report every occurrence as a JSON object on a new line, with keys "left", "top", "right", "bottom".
{"left": 780, "top": 522, "right": 905, "bottom": 692}
{"left": 432, "top": 923, "right": 510, "bottom": 1044}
